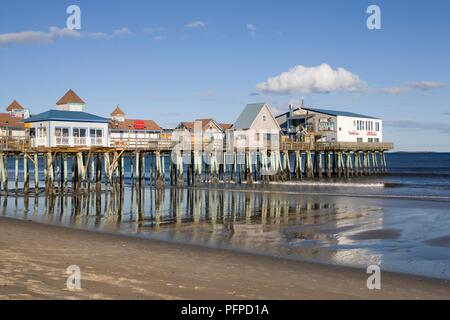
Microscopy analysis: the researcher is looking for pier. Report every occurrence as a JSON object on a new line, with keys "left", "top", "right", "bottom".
{"left": 0, "top": 137, "right": 394, "bottom": 195}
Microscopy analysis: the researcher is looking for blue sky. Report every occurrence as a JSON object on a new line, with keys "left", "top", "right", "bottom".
{"left": 1, "top": 0, "right": 449, "bottom": 151}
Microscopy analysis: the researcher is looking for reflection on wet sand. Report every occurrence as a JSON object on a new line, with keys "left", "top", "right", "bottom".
{"left": 4, "top": 186, "right": 450, "bottom": 280}
{"left": 0, "top": 187, "right": 384, "bottom": 265}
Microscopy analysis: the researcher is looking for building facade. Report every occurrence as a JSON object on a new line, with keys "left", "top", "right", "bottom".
{"left": 24, "top": 90, "right": 110, "bottom": 148}
{"left": 276, "top": 106, "right": 383, "bottom": 143}
{"left": 231, "top": 103, "right": 281, "bottom": 148}
{"left": 0, "top": 100, "right": 28, "bottom": 140}
{"left": 109, "top": 105, "right": 162, "bottom": 147}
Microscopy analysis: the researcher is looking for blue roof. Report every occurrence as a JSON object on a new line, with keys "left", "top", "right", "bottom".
{"left": 302, "top": 107, "right": 379, "bottom": 119}
{"left": 24, "top": 109, "right": 110, "bottom": 123}
{"left": 233, "top": 103, "right": 267, "bottom": 129}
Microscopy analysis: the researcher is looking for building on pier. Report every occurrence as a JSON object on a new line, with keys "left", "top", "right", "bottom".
{"left": 276, "top": 105, "right": 383, "bottom": 143}
{"left": 24, "top": 90, "right": 110, "bottom": 148}
{"left": 230, "top": 102, "right": 281, "bottom": 148}
{"left": 174, "top": 119, "right": 232, "bottom": 148}
{"left": 109, "top": 105, "right": 162, "bottom": 147}
{"left": 0, "top": 100, "right": 28, "bottom": 139}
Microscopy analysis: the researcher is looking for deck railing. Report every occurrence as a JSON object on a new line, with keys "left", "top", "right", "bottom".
{"left": 1, "top": 136, "right": 394, "bottom": 152}
{"left": 0, "top": 137, "right": 29, "bottom": 150}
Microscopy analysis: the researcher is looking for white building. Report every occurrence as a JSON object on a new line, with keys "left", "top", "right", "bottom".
{"left": 109, "top": 105, "right": 162, "bottom": 147}
{"left": 231, "top": 103, "right": 281, "bottom": 148}
{"left": 24, "top": 90, "right": 110, "bottom": 148}
{"left": 276, "top": 106, "right": 382, "bottom": 143}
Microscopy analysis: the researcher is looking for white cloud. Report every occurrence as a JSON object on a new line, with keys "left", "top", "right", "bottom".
{"left": 256, "top": 63, "right": 366, "bottom": 94}
{"left": 112, "top": 27, "right": 131, "bottom": 37}
{"left": 143, "top": 27, "right": 168, "bottom": 34}
{"left": 378, "top": 81, "right": 447, "bottom": 94}
{"left": 0, "top": 26, "right": 131, "bottom": 45}
{"left": 0, "top": 27, "right": 82, "bottom": 45}
{"left": 152, "top": 36, "right": 167, "bottom": 41}
{"left": 256, "top": 64, "right": 446, "bottom": 95}
{"left": 185, "top": 21, "right": 208, "bottom": 29}
{"left": 246, "top": 24, "right": 256, "bottom": 36}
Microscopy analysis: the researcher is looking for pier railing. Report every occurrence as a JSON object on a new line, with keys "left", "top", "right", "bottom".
{"left": 0, "top": 137, "right": 29, "bottom": 151}
{"left": 110, "top": 137, "right": 176, "bottom": 150}
{"left": 2, "top": 136, "right": 394, "bottom": 153}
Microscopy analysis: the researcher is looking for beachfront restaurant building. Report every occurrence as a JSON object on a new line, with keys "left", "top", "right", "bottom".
{"left": 24, "top": 90, "right": 110, "bottom": 148}
{"left": 276, "top": 106, "right": 383, "bottom": 143}
{"left": 109, "top": 105, "right": 163, "bottom": 147}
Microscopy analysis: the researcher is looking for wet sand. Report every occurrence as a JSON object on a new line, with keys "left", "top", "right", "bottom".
{"left": 0, "top": 216, "right": 449, "bottom": 300}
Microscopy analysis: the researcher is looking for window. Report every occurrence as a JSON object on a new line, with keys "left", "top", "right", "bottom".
{"left": 55, "top": 127, "right": 70, "bottom": 145}
{"left": 90, "top": 129, "right": 103, "bottom": 145}
{"left": 357, "top": 137, "right": 363, "bottom": 142}
{"left": 374, "top": 138, "right": 379, "bottom": 142}
{"left": 361, "top": 121, "right": 364, "bottom": 130}
{"left": 73, "top": 128, "right": 87, "bottom": 145}
{"left": 262, "top": 115, "right": 267, "bottom": 121}
{"left": 38, "top": 127, "right": 46, "bottom": 138}
{"left": 368, "top": 138, "right": 374, "bottom": 142}
{"left": 375, "top": 122, "right": 380, "bottom": 131}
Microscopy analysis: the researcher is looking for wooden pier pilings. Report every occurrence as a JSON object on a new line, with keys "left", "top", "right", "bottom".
{"left": 0, "top": 141, "right": 393, "bottom": 195}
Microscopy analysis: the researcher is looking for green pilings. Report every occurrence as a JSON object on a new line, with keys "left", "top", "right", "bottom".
{"left": 34, "top": 153, "right": 39, "bottom": 192}
{"left": 363, "top": 151, "right": 369, "bottom": 176}
{"left": 294, "top": 151, "right": 302, "bottom": 180}
{"left": 305, "top": 151, "right": 313, "bottom": 178}
{"left": 246, "top": 152, "right": 253, "bottom": 184}
{"left": 0, "top": 154, "right": 7, "bottom": 193}
{"left": 23, "top": 154, "right": 29, "bottom": 194}
{"left": 0, "top": 147, "right": 389, "bottom": 194}
{"left": 326, "top": 151, "right": 332, "bottom": 178}
{"left": 317, "top": 152, "right": 323, "bottom": 178}
{"left": 155, "top": 151, "right": 165, "bottom": 188}
{"left": 336, "top": 151, "right": 342, "bottom": 177}
{"left": 354, "top": 152, "right": 360, "bottom": 176}
{"left": 282, "top": 151, "right": 291, "bottom": 180}
{"left": 15, "top": 155, "right": 19, "bottom": 190}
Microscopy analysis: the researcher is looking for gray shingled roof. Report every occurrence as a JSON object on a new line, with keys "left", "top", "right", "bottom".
{"left": 233, "top": 103, "right": 266, "bottom": 130}
{"left": 302, "top": 107, "right": 379, "bottom": 119}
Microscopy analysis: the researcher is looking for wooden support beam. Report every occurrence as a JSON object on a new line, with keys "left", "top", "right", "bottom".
{"left": 23, "top": 153, "right": 29, "bottom": 194}
{"left": 327, "top": 152, "right": 332, "bottom": 178}
{"left": 317, "top": 152, "right": 323, "bottom": 178}
{"left": 34, "top": 153, "right": 39, "bottom": 193}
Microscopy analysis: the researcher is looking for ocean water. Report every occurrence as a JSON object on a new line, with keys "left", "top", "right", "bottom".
{"left": 1, "top": 152, "right": 450, "bottom": 280}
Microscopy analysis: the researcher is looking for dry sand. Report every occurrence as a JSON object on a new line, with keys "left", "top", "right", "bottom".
{"left": 0, "top": 217, "right": 449, "bottom": 300}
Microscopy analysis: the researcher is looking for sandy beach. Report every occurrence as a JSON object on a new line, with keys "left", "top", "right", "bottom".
{"left": 0, "top": 216, "right": 449, "bottom": 300}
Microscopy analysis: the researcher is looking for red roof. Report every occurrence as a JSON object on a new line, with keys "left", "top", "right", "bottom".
{"left": 6, "top": 100, "right": 24, "bottom": 111}
{"left": 109, "top": 119, "right": 162, "bottom": 131}
{"left": 111, "top": 105, "right": 125, "bottom": 116}
{"left": 56, "top": 89, "right": 85, "bottom": 105}
{"left": 0, "top": 113, "right": 24, "bottom": 128}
